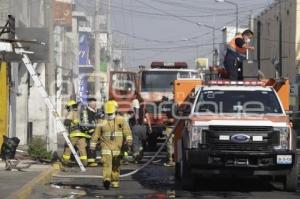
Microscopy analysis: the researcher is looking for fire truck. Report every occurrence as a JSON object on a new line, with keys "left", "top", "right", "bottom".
{"left": 109, "top": 62, "right": 200, "bottom": 148}
{"left": 109, "top": 71, "right": 137, "bottom": 113}
{"left": 138, "top": 62, "right": 199, "bottom": 148}
{"left": 173, "top": 78, "right": 298, "bottom": 191}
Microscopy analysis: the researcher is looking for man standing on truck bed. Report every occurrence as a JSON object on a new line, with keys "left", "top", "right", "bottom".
{"left": 224, "top": 29, "right": 255, "bottom": 80}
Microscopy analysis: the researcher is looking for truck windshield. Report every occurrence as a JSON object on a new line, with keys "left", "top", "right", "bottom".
{"left": 195, "top": 90, "right": 283, "bottom": 114}
{"left": 112, "top": 73, "right": 135, "bottom": 92}
{"left": 141, "top": 71, "right": 195, "bottom": 92}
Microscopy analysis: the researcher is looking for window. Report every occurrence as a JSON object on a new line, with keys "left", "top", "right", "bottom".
{"left": 111, "top": 73, "right": 135, "bottom": 92}
{"left": 195, "top": 90, "right": 283, "bottom": 114}
{"left": 141, "top": 71, "right": 198, "bottom": 92}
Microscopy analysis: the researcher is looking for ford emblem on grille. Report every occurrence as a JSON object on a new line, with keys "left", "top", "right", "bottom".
{"left": 231, "top": 134, "right": 251, "bottom": 143}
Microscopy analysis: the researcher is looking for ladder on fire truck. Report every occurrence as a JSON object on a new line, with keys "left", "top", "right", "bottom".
{"left": 0, "top": 16, "right": 86, "bottom": 171}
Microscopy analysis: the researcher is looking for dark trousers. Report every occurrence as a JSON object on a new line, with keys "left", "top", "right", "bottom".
{"left": 86, "top": 138, "right": 96, "bottom": 163}
{"left": 131, "top": 124, "right": 147, "bottom": 160}
{"left": 224, "top": 52, "right": 244, "bottom": 80}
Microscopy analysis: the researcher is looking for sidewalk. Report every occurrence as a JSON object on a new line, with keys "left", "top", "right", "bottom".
{"left": 0, "top": 162, "right": 56, "bottom": 199}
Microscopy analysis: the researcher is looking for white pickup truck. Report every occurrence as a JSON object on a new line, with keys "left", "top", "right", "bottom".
{"left": 174, "top": 80, "right": 298, "bottom": 191}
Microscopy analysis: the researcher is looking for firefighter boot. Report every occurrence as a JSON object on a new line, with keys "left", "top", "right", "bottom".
{"left": 111, "top": 181, "right": 120, "bottom": 188}
{"left": 103, "top": 179, "right": 111, "bottom": 190}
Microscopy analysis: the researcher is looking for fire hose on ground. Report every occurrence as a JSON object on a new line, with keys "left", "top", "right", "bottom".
{"left": 53, "top": 121, "right": 179, "bottom": 179}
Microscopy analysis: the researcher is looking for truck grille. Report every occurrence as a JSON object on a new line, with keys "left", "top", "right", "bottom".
{"left": 213, "top": 143, "right": 272, "bottom": 152}
{"left": 205, "top": 126, "right": 279, "bottom": 152}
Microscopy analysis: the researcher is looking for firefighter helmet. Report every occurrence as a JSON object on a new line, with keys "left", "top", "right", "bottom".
{"left": 104, "top": 100, "right": 118, "bottom": 114}
{"left": 65, "top": 100, "right": 78, "bottom": 110}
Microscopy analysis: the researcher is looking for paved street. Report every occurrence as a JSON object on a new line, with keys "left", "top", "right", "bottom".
{"left": 30, "top": 153, "right": 300, "bottom": 199}
{"left": 2, "top": 1, "right": 300, "bottom": 199}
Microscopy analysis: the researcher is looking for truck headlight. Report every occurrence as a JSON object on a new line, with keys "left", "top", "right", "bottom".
{"left": 274, "top": 127, "right": 289, "bottom": 150}
{"left": 188, "top": 126, "right": 204, "bottom": 148}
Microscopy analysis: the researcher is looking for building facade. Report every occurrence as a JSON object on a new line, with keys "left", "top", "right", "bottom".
{"left": 252, "top": 0, "right": 300, "bottom": 110}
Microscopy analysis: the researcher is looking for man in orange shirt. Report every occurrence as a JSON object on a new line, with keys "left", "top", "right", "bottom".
{"left": 224, "top": 29, "right": 254, "bottom": 80}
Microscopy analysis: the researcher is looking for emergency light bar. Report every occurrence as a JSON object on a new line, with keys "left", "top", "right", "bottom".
{"left": 151, "top": 61, "right": 188, "bottom": 69}
{"left": 208, "top": 80, "right": 265, "bottom": 86}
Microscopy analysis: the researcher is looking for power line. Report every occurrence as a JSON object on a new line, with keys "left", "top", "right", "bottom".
{"left": 112, "top": 16, "right": 239, "bottom": 45}
{"left": 110, "top": 1, "right": 267, "bottom": 17}
{"left": 110, "top": 5, "right": 265, "bottom": 18}
{"left": 129, "top": 0, "right": 197, "bottom": 24}
{"left": 150, "top": 0, "right": 268, "bottom": 12}
{"left": 76, "top": 0, "right": 267, "bottom": 22}
{"left": 112, "top": 29, "right": 195, "bottom": 44}
{"left": 114, "top": 40, "right": 224, "bottom": 51}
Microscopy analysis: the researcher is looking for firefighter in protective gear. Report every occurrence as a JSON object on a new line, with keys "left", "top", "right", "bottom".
{"left": 90, "top": 100, "right": 132, "bottom": 190}
{"left": 163, "top": 126, "right": 175, "bottom": 167}
{"left": 160, "top": 97, "right": 175, "bottom": 167}
{"left": 224, "top": 29, "right": 254, "bottom": 80}
{"left": 62, "top": 100, "right": 90, "bottom": 166}
{"left": 80, "top": 98, "right": 98, "bottom": 167}
{"left": 129, "top": 98, "right": 149, "bottom": 163}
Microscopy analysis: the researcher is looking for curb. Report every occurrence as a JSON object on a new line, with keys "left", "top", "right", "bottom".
{"left": 6, "top": 165, "right": 60, "bottom": 199}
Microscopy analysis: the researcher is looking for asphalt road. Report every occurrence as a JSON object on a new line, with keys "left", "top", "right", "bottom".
{"left": 30, "top": 152, "right": 300, "bottom": 199}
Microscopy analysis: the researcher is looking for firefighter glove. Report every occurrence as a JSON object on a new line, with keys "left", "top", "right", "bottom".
{"left": 64, "top": 119, "right": 72, "bottom": 127}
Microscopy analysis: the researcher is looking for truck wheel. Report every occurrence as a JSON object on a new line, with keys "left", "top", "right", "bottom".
{"left": 180, "top": 145, "right": 195, "bottom": 190}
{"left": 180, "top": 160, "right": 195, "bottom": 190}
{"left": 284, "top": 157, "right": 299, "bottom": 192}
{"left": 175, "top": 162, "right": 181, "bottom": 180}
{"left": 147, "top": 134, "right": 157, "bottom": 150}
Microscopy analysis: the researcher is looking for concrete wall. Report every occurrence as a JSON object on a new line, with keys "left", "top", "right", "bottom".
{"left": 28, "top": 64, "right": 47, "bottom": 137}
{"left": 15, "top": 64, "right": 29, "bottom": 145}
{"left": 295, "top": 0, "right": 300, "bottom": 75}
{"left": 0, "top": 0, "right": 10, "bottom": 25}
{"left": 9, "top": 0, "right": 48, "bottom": 145}
{"left": 253, "top": 0, "right": 299, "bottom": 82}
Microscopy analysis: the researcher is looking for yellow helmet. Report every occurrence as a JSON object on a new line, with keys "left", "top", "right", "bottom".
{"left": 65, "top": 100, "right": 77, "bottom": 108}
{"left": 104, "top": 100, "right": 118, "bottom": 114}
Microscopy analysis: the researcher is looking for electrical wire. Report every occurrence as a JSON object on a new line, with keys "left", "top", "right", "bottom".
{"left": 96, "top": 1, "right": 268, "bottom": 18}
{"left": 111, "top": 17, "right": 238, "bottom": 50}
{"left": 150, "top": 0, "right": 269, "bottom": 12}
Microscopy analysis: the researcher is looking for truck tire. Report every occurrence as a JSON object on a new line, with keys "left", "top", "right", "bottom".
{"left": 180, "top": 144, "right": 195, "bottom": 190}
{"left": 147, "top": 134, "right": 157, "bottom": 150}
{"left": 175, "top": 162, "right": 181, "bottom": 180}
{"left": 284, "top": 156, "right": 298, "bottom": 192}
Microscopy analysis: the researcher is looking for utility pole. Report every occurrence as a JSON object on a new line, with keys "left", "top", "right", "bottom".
{"left": 212, "top": 15, "right": 216, "bottom": 66}
{"left": 235, "top": 3, "right": 238, "bottom": 35}
{"left": 216, "top": 0, "right": 238, "bottom": 35}
{"left": 95, "top": 0, "right": 102, "bottom": 105}
{"left": 7, "top": 7, "right": 17, "bottom": 138}
{"left": 257, "top": 20, "right": 261, "bottom": 70}
{"left": 196, "top": 22, "right": 216, "bottom": 66}
{"left": 107, "top": 0, "right": 112, "bottom": 76}
{"left": 279, "top": 0, "right": 283, "bottom": 78}
{"left": 45, "top": 0, "right": 57, "bottom": 151}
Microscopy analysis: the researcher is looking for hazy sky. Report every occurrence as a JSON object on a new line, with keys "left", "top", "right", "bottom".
{"left": 77, "top": 0, "right": 274, "bottom": 68}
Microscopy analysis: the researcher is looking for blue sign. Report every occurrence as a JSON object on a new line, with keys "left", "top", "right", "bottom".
{"left": 78, "top": 32, "right": 92, "bottom": 104}
{"left": 79, "top": 32, "right": 92, "bottom": 67}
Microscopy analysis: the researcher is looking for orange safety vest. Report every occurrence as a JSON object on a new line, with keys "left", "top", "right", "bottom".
{"left": 228, "top": 34, "right": 247, "bottom": 57}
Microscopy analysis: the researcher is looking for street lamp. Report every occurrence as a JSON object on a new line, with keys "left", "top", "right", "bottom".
{"left": 196, "top": 22, "right": 217, "bottom": 66}
{"left": 216, "top": 0, "right": 239, "bottom": 35}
